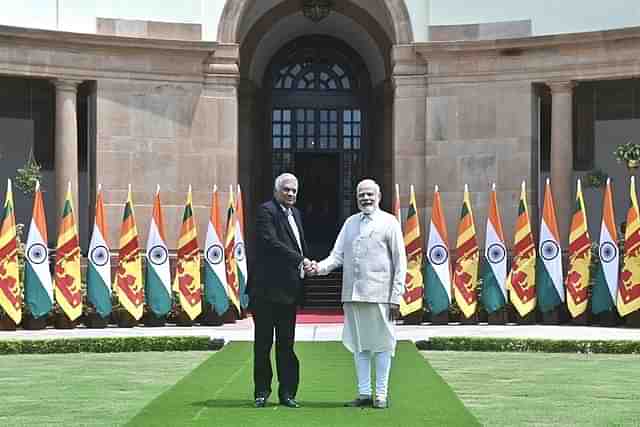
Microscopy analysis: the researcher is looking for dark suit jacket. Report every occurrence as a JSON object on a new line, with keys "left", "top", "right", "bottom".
{"left": 249, "top": 199, "right": 308, "bottom": 306}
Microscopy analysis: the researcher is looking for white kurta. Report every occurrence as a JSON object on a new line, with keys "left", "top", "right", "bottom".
{"left": 342, "top": 302, "right": 396, "bottom": 355}
{"left": 317, "top": 208, "right": 407, "bottom": 356}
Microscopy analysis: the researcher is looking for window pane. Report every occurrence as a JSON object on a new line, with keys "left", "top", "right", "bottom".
{"left": 297, "top": 136, "right": 305, "bottom": 149}
{"left": 330, "top": 137, "right": 337, "bottom": 149}
{"left": 343, "top": 137, "right": 351, "bottom": 149}
{"left": 320, "top": 123, "right": 328, "bottom": 135}
{"left": 284, "top": 76, "right": 293, "bottom": 88}
{"left": 343, "top": 110, "right": 352, "bottom": 121}
{"left": 320, "top": 110, "right": 327, "bottom": 121}
{"left": 330, "top": 110, "right": 337, "bottom": 121}
{"left": 273, "top": 124, "right": 282, "bottom": 136}
{"left": 353, "top": 124, "right": 360, "bottom": 136}
{"left": 273, "top": 109, "right": 281, "bottom": 121}
{"left": 307, "top": 137, "right": 315, "bottom": 148}
{"left": 328, "top": 80, "right": 337, "bottom": 89}
{"left": 353, "top": 137, "right": 360, "bottom": 149}
{"left": 273, "top": 137, "right": 281, "bottom": 148}
{"left": 283, "top": 110, "right": 291, "bottom": 121}
{"left": 342, "top": 77, "right": 350, "bottom": 89}
{"left": 297, "top": 109, "right": 305, "bottom": 121}
{"left": 297, "top": 125, "right": 305, "bottom": 136}
{"left": 330, "top": 123, "right": 337, "bottom": 135}
{"left": 307, "top": 123, "right": 314, "bottom": 134}
{"left": 344, "top": 124, "right": 351, "bottom": 136}
{"left": 353, "top": 110, "right": 361, "bottom": 121}
{"left": 298, "top": 80, "right": 306, "bottom": 89}
{"left": 283, "top": 137, "right": 291, "bottom": 149}
{"left": 320, "top": 136, "right": 328, "bottom": 148}
{"left": 283, "top": 124, "right": 291, "bottom": 136}
{"left": 307, "top": 109, "right": 314, "bottom": 121}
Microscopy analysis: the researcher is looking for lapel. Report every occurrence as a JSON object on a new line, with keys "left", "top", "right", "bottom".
{"left": 273, "top": 200, "right": 300, "bottom": 252}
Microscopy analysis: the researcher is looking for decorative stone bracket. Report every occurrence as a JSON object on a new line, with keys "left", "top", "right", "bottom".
{"left": 204, "top": 43, "right": 240, "bottom": 76}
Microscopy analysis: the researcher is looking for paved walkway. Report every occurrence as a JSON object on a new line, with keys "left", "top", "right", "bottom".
{"left": 2, "top": 319, "right": 640, "bottom": 342}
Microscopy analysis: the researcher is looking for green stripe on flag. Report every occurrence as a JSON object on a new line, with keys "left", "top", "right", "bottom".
{"left": 62, "top": 199, "right": 73, "bottom": 217}
{"left": 238, "top": 268, "right": 249, "bottom": 309}
{"left": 145, "top": 265, "right": 171, "bottom": 317}
{"left": 424, "top": 262, "right": 449, "bottom": 315}
{"left": 536, "top": 257, "right": 562, "bottom": 312}
{"left": 24, "top": 261, "right": 52, "bottom": 319}
{"left": 87, "top": 263, "right": 112, "bottom": 318}
{"left": 183, "top": 204, "right": 193, "bottom": 221}
{"left": 591, "top": 264, "right": 615, "bottom": 314}
{"left": 480, "top": 258, "right": 505, "bottom": 313}
{"left": 204, "top": 264, "right": 229, "bottom": 316}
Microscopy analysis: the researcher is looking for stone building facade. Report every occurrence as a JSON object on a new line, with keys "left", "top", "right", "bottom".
{"left": 0, "top": 0, "right": 639, "bottom": 254}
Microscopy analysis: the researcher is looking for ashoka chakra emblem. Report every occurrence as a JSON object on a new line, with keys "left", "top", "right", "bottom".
{"left": 90, "top": 245, "right": 110, "bottom": 267}
{"left": 429, "top": 244, "right": 448, "bottom": 265}
{"left": 206, "top": 244, "right": 224, "bottom": 265}
{"left": 148, "top": 245, "right": 168, "bottom": 266}
{"left": 540, "top": 240, "right": 560, "bottom": 261}
{"left": 27, "top": 243, "right": 48, "bottom": 264}
{"left": 234, "top": 242, "right": 246, "bottom": 261}
{"left": 599, "top": 242, "right": 617, "bottom": 264}
{"left": 486, "top": 243, "right": 506, "bottom": 264}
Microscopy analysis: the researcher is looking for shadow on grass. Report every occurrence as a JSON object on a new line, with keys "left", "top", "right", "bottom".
{"left": 191, "top": 400, "right": 346, "bottom": 409}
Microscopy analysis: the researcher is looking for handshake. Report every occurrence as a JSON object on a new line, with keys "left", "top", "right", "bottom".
{"left": 302, "top": 258, "right": 320, "bottom": 276}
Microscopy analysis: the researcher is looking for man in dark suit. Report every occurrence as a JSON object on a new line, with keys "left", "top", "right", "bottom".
{"left": 249, "top": 173, "right": 310, "bottom": 408}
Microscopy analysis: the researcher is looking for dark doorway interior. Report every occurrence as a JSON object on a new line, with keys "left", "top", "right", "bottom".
{"left": 295, "top": 152, "right": 340, "bottom": 259}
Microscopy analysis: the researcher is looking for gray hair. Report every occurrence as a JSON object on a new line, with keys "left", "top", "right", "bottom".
{"left": 356, "top": 179, "right": 380, "bottom": 195}
{"left": 274, "top": 173, "right": 298, "bottom": 192}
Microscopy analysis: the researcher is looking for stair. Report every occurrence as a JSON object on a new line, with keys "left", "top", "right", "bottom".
{"left": 303, "top": 271, "right": 342, "bottom": 309}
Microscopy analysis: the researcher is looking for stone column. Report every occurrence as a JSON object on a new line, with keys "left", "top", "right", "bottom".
{"left": 391, "top": 45, "right": 428, "bottom": 220}
{"left": 54, "top": 79, "right": 82, "bottom": 222}
{"left": 548, "top": 80, "right": 575, "bottom": 246}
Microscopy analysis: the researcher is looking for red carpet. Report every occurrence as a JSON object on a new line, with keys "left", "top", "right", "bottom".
{"left": 296, "top": 309, "right": 344, "bottom": 324}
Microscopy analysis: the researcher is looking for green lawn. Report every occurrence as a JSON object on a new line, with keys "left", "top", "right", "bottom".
{"left": 2, "top": 345, "right": 639, "bottom": 426}
{"left": 423, "top": 351, "right": 640, "bottom": 427}
{"left": 0, "top": 351, "right": 211, "bottom": 427}
{"left": 126, "top": 342, "right": 478, "bottom": 427}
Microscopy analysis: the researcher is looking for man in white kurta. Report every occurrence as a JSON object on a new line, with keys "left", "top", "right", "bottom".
{"left": 314, "top": 179, "right": 407, "bottom": 409}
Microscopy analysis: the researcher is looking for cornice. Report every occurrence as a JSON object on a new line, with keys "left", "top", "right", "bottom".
{"left": 0, "top": 24, "right": 217, "bottom": 54}
{"left": 414, "top": 25, "right": 640, "bottom": 56}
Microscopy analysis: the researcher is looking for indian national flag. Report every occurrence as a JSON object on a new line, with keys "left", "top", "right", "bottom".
{"left": 565, "top": 179, "right": 592, "bottom": 318}
{"left": 87, "top": 185, "right": 112, "bottom": 319}
{"left": 617, "top": 176, "right": 640, "bottom": 316}
{"left": 453, "top": 184, "right": 479, "bottom": 318}
{"left": 393, "top": 183, "right": 401, "bottom": 223}
{"left": 225, "top": 188, "right": 240, "bottom": 313}
{"left": 592, "top": 178, "right": 619, "bottom": 315}
{"left": 115, "top": 185, "right": 144, "bottom": 320}
{"left": 536, "top": 178, "right": 564, "bottom": 313}
{"left": 480, "top": 183, "right": 507, "bottom": 313}
{"left": 400, "top": 185, "right": 424, "bottom": 316}
{"left": 508, "top": 180, "right": 536, "bottom": 317}
{"left": 173, "top": 186, "right": 202, "bottom": 320}
{"left": 424, "top": 185, "right": 451, "bottom": 316}
{"left": 236, "top": 185, "right": 249, "bottom": 309}
{"left": 24, "top": 181, "right": 53, "bottom": 319}
{"left": 145, "top": 186, "right": 172, "bottom": 317}
{"left": 0, "top": 180, "right": 21, "bottom": 324}
{"left": 54, "top": 182, "right": 83, "bottom": 321}
{"left": 204, "top": 185, "right": 230, "bottom": 316}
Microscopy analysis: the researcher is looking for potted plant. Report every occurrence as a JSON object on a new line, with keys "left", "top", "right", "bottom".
{"left": 613, "top": 141, "right": 640, "bottom": 170}
{"left": 14, "top": 150, "right": 42, "bottom": 196}
{"left": 582, "top": 169, "right": 608, "bottom": 188}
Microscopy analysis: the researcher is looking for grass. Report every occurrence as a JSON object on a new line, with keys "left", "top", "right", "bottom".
{"left": 126, "top": 342, "right": 479, "bottom": 427}
{"left": 423, "top": 351, "right": 640, "bottom": 427}
{"left": 0, "top": 351, "right": 211, "bottom": 427}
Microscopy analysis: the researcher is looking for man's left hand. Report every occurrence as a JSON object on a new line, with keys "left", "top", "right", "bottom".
{"left": 388, "top": 304, "right": 400, "bottom": 321}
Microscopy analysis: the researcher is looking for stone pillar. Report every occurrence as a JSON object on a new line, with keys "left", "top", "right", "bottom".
{"left": 391, "top": 46, "right": 428, "bottom": 221}
{"left": 54, "top": 79, "right": 82, "bottom": 222}
{"left": 548, "top": 80, "right": 574, "bottom": 246}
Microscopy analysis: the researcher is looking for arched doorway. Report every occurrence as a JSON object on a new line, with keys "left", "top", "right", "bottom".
{"left": 263, "top": 35, "right": 372, "bottom": 259}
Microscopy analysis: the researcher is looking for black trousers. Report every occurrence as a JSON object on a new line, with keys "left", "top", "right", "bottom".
{"left": 251, "top": 298, "right": 299, "bottom": 400}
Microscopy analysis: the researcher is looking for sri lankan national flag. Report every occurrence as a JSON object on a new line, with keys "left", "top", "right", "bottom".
{"left": 400, "top": 185, "right": 423, "bottom": 316}
{"left": 566, "top": 179, "right": 592, "bottom": 318}
{"left": 225, "top": 187, "right": 240, "bottom": 313}
{"left": 508, "top": 180, "right": 536, "bottom": 317}
{"left": 0, "top": 180, "right": 21, "bottom": 324}
{"left": 54, "top": 182, "right": 82, "bottom": 321}
{"left": 617, "top": 176, "right": 640, "bottom": 316}
{"left": 453, "top": 184, "right": 479, "bottom": 318}
{"left": 173, "top": 186, "right": 202, "bottom": 320}
{"left": 115, "top": 186, "right": 144, "bottom": 320}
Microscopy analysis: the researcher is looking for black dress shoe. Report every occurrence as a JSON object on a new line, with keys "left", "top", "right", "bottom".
{"left": 254, "top": 393, "right": 270, "bottom": 408}
{"left": 344, "top": 397, "right": 373, "bottom": 407}
{"left": 279, "top": 396, "right": 300, "bottom": 408}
